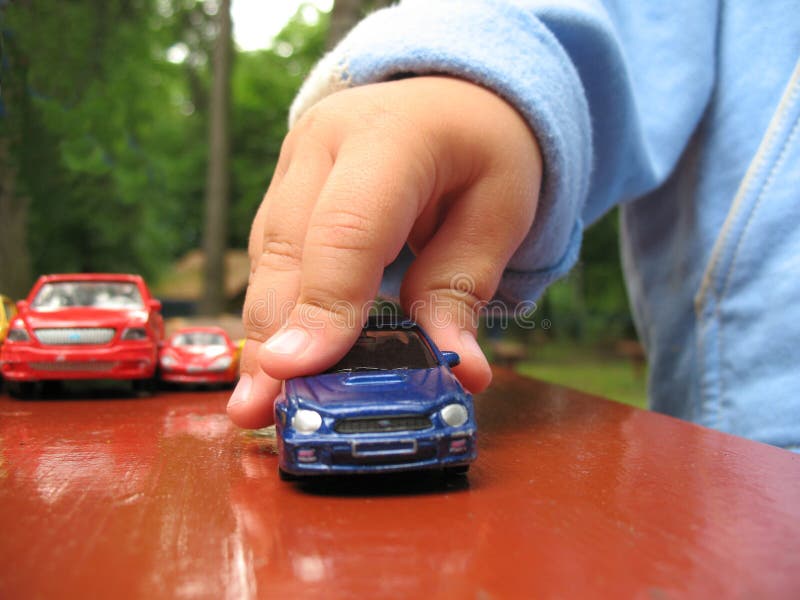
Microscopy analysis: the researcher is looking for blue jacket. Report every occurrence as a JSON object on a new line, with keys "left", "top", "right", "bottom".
{"left": 289, "top": 0, "right": 800, "bottom": 450}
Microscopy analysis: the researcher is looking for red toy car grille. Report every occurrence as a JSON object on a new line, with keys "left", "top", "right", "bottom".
{"left": 28, "top": 361, "right": 117, "bottom": 372}
{"left": 34, "top": 328, "right": 116, "bottom": 346}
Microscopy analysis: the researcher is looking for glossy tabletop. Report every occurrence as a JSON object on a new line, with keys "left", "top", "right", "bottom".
{"left": 1, "top": 369, "right": 799, "bottom": 599}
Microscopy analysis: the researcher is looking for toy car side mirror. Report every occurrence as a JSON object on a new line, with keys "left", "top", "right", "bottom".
{"left": 16, "top": 300, "right": 28, "bottom": 313}
{"left": 148, "top": 299, "right": 162, "bottom": 312}
{"left": 441, "top": 351, "right": 460, "bottom": 368}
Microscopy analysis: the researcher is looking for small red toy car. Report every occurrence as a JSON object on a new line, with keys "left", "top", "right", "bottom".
{"left": 158, "top": 326, "right": 239, "bottom": 386}
{"left": 0, "top": 273, "right": 164, "bottom": 397}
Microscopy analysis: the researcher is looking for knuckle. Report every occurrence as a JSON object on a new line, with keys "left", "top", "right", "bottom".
{"left": 295, "top": 295, "right": 364, "bottom": 330}
{"left": 285, "top": 123, "right": 337, "bottom": 170}
{"left": 308, "top": 208, "right": 375, "bottom": 253}
{"left": 241, "top": 302, "right": 271, "bottom": 342}
{"left": 406, "top": 286, "right": 485, "bottom": 330}
{"left": 350, "top": 96, "right": 413, "bottom": 136}
{"left": 258, "top": 232, "right": 303, "bottom": 272}
{"left": 248, "top": 218, "right": 267, "bottom": 266}
{"left": 435, "top": 285, "right": 486, "bottom": 313}
{"left": 301, "top": 276, "right": 364, "bottom": 309}
{"left": 242, "top": 284, "right": 282, "bottom": 336}
{"left": 292, "top": 105, "right": 337, "bottom": 142}
{"left": 271, "top": 135, "right": 295, "bottom": 181}
{"left": 278, "top": 133, "right": 294, "bottom": 160}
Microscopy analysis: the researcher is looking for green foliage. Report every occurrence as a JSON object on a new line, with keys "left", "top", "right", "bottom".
{"left": 3, "top": 0, "right": 199, "bottom": 278}
{"left": 229, "top": 11, "right": 328, "bottom": 245}
{"left": 1, "top": 0, "right": 329, "bottom": 285}
{"left": 540, "top": 208, "right": 635, "bottom": 343}
{"left": 517, "top": 357, "right": 648, "bottom": 408}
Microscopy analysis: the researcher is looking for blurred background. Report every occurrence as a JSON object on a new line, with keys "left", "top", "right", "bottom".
{"left": 0, "top": 0, "right": 646, "bottom": 407}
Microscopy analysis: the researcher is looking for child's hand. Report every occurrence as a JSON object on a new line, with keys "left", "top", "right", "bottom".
{"left": 227, "top": 76, "right": 542, "bottom": 429}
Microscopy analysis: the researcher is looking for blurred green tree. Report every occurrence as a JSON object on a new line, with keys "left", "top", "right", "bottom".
{"left": 0, "top": 0, "right": 330, "bottom": 301}
{"left": 1, "top": 0, "right": 204, "bottom": 294}
{"left": 229, "top": 6, "right": 328, "bottom": 246}
{"left": 540, "top": 208, "right": 635, "bottom": 343}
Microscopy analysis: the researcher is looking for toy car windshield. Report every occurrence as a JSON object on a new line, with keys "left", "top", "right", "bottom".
{"left": 325, "top": 328, "right": 437, "bottom": 373}
{"left": 172, "top": 332, "right": 227, "bottom": 347}
{"left": 30, "top": 281, "right": 144, "bottom": 310}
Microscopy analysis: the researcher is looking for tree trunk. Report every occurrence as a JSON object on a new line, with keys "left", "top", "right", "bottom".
{"left": 326, "top": 0, "right": 391, "bottom": 51}
{"left": 0, "top": 139, "right": 33, "bottom": 299}
{"left": 327, "top": 0, "right": 362, "bottom": 51}
{"left": 199, "top": 0, "right": 232, "bottom": 316}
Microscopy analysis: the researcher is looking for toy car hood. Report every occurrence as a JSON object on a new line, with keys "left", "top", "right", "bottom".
{"left": 21, "top": 307, "right": 149, "bottom": 330}
{"left": 285, "top": 366, "right": 463, "bottom": 415}
{"left": 165, "top": 344, "right": 230, "bottom": 362}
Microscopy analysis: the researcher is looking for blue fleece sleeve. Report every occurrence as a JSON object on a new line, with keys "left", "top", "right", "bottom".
{"left": 290, "top": 0, "right": 717, "bottom": 302}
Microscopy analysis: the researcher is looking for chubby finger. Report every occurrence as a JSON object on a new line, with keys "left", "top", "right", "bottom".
{"left": 248, "top": 134, "right": 336, "bottom": 332}
{"left": 231, "top": 136, "right": 333, "bottom": 427}
{"left": 227, "top": 339, "right": 283, "bottom": 428}
{"left": 401, "top": 171, "right": 539, "bottom": 393}
{"left": 258, "top": 136, "right": 435, "bottom": 380}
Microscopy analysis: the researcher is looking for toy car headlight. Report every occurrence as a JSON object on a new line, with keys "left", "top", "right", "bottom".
{"left": 209, "top": 355, "right": 233, "bottom": 370}
{"left": 6, "top": 325, "right": 30, "bottom": 342}
{"left": 160, "top": 354, "right": 177, "bottom": 369}
{"left": 121, "top": 327, "right": 148, "bottom": 341}
{"left": 291, "top": 409, "right": 322, "bottom": 434}
{"left": 440, "top": 403, "right": 469, "bottom": 427}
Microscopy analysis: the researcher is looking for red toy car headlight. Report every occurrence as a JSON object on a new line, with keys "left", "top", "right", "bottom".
{"left": 160, "top": 354, "right": 178, "bottom": 369}
{"left": 209, "top": 355, "right": 233, "bottom": 371}
{"left": 6, "top": 326, "right": 30, "bottom": 343}
{"left": 121, "top": 327, "right": 148, "bottom": 341}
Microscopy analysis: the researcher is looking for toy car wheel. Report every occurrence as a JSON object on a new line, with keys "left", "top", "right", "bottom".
{"left": 445, "top": 465, "right": 470, "bottom": 476}
{"left": 132, "top": 378, "right": 156, "bottom": 396}
{"left": 7, "top": 381, "right": 37, "bottom": 400}
{"left": 41, "top": 380, "right": 63, "bottom": 396}
{"left": 278, "top": 468, "right": 299, "bottom": 482}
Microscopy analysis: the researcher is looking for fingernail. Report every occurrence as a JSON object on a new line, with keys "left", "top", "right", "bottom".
{"left": 263, "top": 327, "right": 310, "bottom": 356}
{"left": 459, "top": 330, "right": 483, "bottom": 358}
{"left": 228, "top": 373, "right": 253, "bottom": 408}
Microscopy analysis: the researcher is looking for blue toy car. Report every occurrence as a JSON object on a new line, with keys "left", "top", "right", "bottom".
{"left": 275, "top": 317, "right": 477, "bottom": 478}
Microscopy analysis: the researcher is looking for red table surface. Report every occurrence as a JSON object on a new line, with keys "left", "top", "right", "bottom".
{"left": 1, "top": 369, "right": 799, "bottom": 599}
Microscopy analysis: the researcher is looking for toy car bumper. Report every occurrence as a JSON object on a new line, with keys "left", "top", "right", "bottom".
{"left": 0, "top": 343, "right": 157, "bottom": 381}
{"left": 278, "top": 429, "right": 477, "bottom": 476}
{"left": 160, "top": 368, "right": 237, "bottom": 384}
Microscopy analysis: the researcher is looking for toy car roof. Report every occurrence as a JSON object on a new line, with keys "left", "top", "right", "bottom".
{"left": 364, "top": 315, "right": 418, "bottom": 329}
{"left": 169, "top": 326, "right": 231, "bottom": 337}
{"left": 36, "top": 273, "right": 146, "bottom": 283}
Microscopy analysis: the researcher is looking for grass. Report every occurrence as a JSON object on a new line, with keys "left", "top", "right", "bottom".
{"left": 511, "top": 342, "right": 648, "bottom": 409}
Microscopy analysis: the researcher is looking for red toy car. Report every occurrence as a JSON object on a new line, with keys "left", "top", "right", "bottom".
{"left": 0, "top": 273, "right": 164, "bottom": 397}
{"left": 159, "top": 326, "right": 239, "bottom": 386}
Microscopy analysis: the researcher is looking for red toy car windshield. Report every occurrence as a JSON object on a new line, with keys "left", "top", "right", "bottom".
{"left": 172, "top": 332, "right": 227, "bottom": 347}
{"left": 31, "top": 282, "right": 144, "bottom": 311}
{"left": 326, "top": 329, "right": 436, "bottom": 373}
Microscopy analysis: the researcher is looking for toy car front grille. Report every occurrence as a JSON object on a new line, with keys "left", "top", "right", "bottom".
{"left": 34, "top": 328, "right": 116, "bottom": 345}
{"left": 334, "top": 415, "right": 432, "bottom": 434}
{"left": 29, "top": 361, "right": 117, "bottom": 372}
